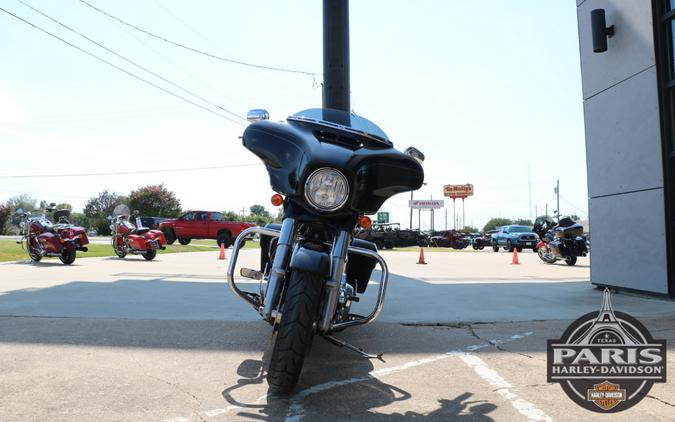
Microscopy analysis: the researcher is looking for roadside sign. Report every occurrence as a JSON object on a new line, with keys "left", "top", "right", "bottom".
{"left": 409, "top": 199, "right": 444, "bottom": 209}
{"left": 443, "top": 184, "right": 474, "bottom": 199}
{"left": 377, "top": 212, "right": 389, "bottom": 223}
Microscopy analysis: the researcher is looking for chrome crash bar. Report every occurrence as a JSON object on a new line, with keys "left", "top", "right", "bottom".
{"left": 226, "top": 227, "right": 390, "bottom": 331}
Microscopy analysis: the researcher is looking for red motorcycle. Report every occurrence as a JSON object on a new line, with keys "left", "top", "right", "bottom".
{"left": 110, "top": 206, "right": 166, "bottom": 260}
{"left": 17, "top": 205, "right": 89, "bottom": 265}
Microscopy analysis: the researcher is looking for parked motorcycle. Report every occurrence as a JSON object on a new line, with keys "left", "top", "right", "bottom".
{"left": 226, "top": 108, "right": 424, "bottom": 393}
{"left": 16, "top": 204, "right": 89, "bottom": 264}
{"left": 109, "top": 205, "right": 166, "bottom": 261}
{"left": 533, "top": 217, "right": 588, "bottom": 266}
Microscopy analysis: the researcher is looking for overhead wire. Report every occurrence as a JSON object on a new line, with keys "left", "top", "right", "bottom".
{"left": 78, "top": 0, "right": 317, "bottom": 77}
{"left": 0, "top": 163, "right": 263, "bottom": 179}
{"left": 0, "top": 6, "right": 245, "bottom": 125}
{"left": 13, "top": 0, "right": 246, "bottom": 123}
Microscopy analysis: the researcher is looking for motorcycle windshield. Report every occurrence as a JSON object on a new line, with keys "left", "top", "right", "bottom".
{"left": 288, "top": 108, "right": 392, "bottom": 147}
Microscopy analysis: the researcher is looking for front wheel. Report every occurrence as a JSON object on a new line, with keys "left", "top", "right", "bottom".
{"left": 492, "top": 241, "right": 499, "bottom": 252}
{"left": 506, "top": 240, "right": 514, "bottom": 252}
{"left": 142, "top": 249, "right": 157, "bottom": 261}
{"left": 267, "top": 269, "right": 323, "bottom": 394}
{"left": 178, "top": 238, "right": 191, "bottom": 245}
{"left": 163, "top": 229, "right": 176, "bottom": 245}
{"left": 565, "top": 255, "right": 577, "bottom": 266}
{"left": 28, "top": 242, "right": 41, "bottom": 262}
{"left": 537, "top": 246, "right": 555, "bottom": 264}
{"left": 60, "top": 249, "right": 76, "bottom": 265}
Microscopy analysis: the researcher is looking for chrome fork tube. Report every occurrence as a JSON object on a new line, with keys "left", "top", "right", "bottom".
{"left": 261, "top": 217, "right": 296, "bottom": 321}
{"left": 318, "top": 230, "right": 351, "bottom": 332}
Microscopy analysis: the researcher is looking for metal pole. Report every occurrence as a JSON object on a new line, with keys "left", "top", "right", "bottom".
{"left": 409, "top": 191, "right": 413, "bottom": 229}
{"left": 323, "top": 0, "right": 350, "bottom": 112}
{"left": 418, "top": 208, "right": 421, "bottom": 231}
{"left": 445, "top": 208, "right": 448, "bottom": 230}
{"left": 556, "top": 179, "right": 560, "bottom": 221}
{"left": 452, "top": 199, "right": 456, "bottom": 230}
{"left": 462, "top": 198, "right": 465, "bottom": 229}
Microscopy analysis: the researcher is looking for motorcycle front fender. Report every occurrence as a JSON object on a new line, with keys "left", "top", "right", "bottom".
{"left": 289, "top": 246, "right": 331, "bottom": 277}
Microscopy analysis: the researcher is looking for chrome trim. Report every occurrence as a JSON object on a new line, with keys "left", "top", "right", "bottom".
{"left": 226, "top": 225, "right": 281, "bottom": 312}
{"left": 331, "top": 246, "right": 389, "bottom": 330}
{"left": 318, "top": 230, "right": 351, "bottom": 332}
{"left": 303, "top": 167, "right": 349, "bottom": 212}
{"left": 246, "top": 109, "right": 269, "bottom": 122}
{"left": 262, "top": 218, "right": 296, "bottom": 320}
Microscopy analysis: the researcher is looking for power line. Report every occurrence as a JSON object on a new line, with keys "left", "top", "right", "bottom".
{"left": 78, "top": 0, "right": 317, "bottom": 77}
{"left": 0, "top": 163, "right": 263, "bottom": 179}
{"left": 14, "top": 0, "right": 246, "bottom": 122}
{"left": 0, "top": 6, "right": 245, "bottom": 125}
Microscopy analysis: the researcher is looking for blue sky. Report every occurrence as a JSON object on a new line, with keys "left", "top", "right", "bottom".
{"left": 0, "top": 0, "right": 586, "bottom": 229}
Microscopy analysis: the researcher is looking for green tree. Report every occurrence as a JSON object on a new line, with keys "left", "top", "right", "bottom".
{"left": 513, "top": 218, "right": 533, "bottom": 227}
{"left": 461, "top": 225, "right": 479, "bottom": 234}
{"left": 482, "top": 218, "right": 513, "bottom": 232}
{"left": 84, "top": 190, "right": 125, "bottom": 236}
{"left": 250, "top": 204, "right": 270, "bottom": 218}
{"left": 128, "top": 184, "right": 181, "bottom": 217}
{"left": 55, "top": 203, "right": 73, "bottom": 211}
{"left": 221, "top": 211, "right": 241, "bottom": 221}
{"left": 0, "top": 204, "right": 11, "bottom": 235}
{"left": 6, "top": 194, "right": 37, "bottom": 212}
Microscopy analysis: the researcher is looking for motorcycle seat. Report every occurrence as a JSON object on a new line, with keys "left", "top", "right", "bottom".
{"left": 131, "top": 227, "right": 150, "bottom": 235}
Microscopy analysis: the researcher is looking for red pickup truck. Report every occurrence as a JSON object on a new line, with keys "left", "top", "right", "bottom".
{"left": 159, "top": 211, "right": 254, "bottom": 247}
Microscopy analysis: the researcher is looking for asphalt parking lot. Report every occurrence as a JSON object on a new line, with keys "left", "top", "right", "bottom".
{"left": 1, "top": 249, "right": 674, "bottom": 421}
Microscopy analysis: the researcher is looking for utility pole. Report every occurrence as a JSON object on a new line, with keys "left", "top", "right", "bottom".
{"left": 528, "top": 164, "right": 532, "bottom": 221}
{"left": 323, "top": 0, "right": 350, "bottom": 113}
{"left": 409, "top": 191, "right": 413, "bottom": 229}
{"left": 555, "top": 179, "right": 560, "bottom": 221}
{"left": 445, "top": 208, "right": 448, "bottom": 230}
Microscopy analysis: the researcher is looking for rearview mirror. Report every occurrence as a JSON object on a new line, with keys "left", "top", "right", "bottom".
{"left": 404, "top": 147, "right": 425, "bottom": 164}
{"left": 247, "top": 109, "right": 269, "bottom": 122}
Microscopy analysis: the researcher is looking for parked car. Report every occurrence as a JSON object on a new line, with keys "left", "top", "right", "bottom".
{"left": 429, "top": 230, "right": 469, "bottom": 249}
{"left": 159, "top": 211, "right": 255, "bottom": 247}
{"left": 471, "top": 231, "right": 496, "bottom": 250}
{"left": 355, "top": 222, "right": 426, "bottom": 249}
{"left": 490, "top": 225, "right": 539, "bottom": 252}
{"left": 86, "top": 228, "right": 98, "bottom": 237}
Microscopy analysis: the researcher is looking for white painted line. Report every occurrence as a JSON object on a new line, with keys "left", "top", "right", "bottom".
{"left": 458, "top": 353, "right": 552, "bottom": 422}
{"left": 285, "top": 331, "right": 536, "bottom": 422}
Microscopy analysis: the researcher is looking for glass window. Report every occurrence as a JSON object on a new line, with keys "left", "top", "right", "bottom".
{"left": 197, "top": 212, "right": 208, "bottom": 221}
{"left": 181, "top": 212, "right": 195, "bottom": 221}
{"left": 210, "top": 212, "right": 224, "bottom": 221}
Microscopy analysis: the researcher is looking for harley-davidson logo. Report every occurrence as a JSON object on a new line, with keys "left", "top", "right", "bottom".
{"left": 547, "top": 289, "right": 667, "bottom": 413}
{"left": 586, "top": 380, "right": 626, "bottom": 411}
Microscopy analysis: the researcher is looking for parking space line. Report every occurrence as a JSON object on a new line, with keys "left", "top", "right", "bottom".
{"left": 284, "top": 331, "right": 537, "bottom": 422}
{"left": 458, "top": 353, "right": 552, "bottom": 422}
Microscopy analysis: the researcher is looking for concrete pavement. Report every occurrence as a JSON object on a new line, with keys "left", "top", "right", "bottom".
{"left": 1, "top": 249, "right": 674, "bottom": 421}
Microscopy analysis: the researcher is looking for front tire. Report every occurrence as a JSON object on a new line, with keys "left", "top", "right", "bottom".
{"left": 60, "top": 249, "right": 76, "bottom": 265}
{"left": 492, "top": 241, "right": 499, "bottom": 252}
{"left": 217, "top": 230, "right": 232, "bottom": 248}
{"left": 142, "top": 249, "right": 157, "bottom": 261}
{"left": 565, "top": 255, "right": 577, "bottom": 266}
{"left": 178, "top": 238, "right": 191, "bottom": 245}
{"left": 267, "top": 269, "right": 323, "bottom": 394}
{"left": 506, "top": 240, "right": 514, "bottom": 252}
{"left": 163, "top": 229, "right": 176, "bottom": 245}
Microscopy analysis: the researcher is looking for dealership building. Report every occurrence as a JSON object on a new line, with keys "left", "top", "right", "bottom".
{"left": 576, "top": 0, "right": 674, "bottom": 296}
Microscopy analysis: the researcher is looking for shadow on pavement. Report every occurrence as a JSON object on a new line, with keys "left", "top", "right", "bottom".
{"left": 222, "top": 355, "right": 497, "bottom": 421}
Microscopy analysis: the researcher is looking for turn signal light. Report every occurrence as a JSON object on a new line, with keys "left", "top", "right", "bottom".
{"left": 359, "top": 215, "right": 372, "bottom": 229}
{"left": 271, "top": 194, "right": 284, "bottom": 207}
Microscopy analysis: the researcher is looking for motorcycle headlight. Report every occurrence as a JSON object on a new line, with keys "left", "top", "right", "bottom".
{"left": 304, "top": 168, "right": 349, "bottom": 211}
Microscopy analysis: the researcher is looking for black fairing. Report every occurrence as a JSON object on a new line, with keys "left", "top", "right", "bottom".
{"left": 243, "top": 118, "right": 424, "bottom": 218}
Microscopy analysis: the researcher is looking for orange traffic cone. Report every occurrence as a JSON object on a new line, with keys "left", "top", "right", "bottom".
{"left": 511, "top": 248, "right": 519, "bottom": 265}
{"left": 417, "top": 248, "right": 427, "bottom": 265}
{"left": 218, "top": 242, "right": 227, "bottom": 260}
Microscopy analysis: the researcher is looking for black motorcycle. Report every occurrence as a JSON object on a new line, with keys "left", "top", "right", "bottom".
{"left": 533, "top": 217, "right": 588, "bottom": 266}
{"left": 227, "top": 108, "right": 424, "bottom": 393}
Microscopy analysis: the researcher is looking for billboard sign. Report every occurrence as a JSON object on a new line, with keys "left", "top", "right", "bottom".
{"left": 443, "top": 184, "right": 474, "bottom": 198}
{"left": 409, "top": 199, "right": 444, "bottom": 209}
